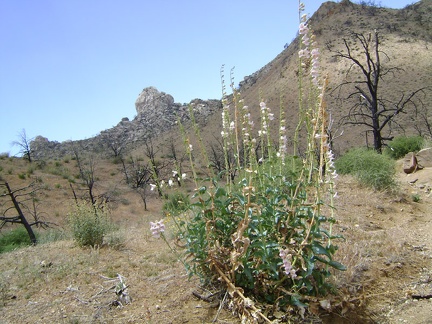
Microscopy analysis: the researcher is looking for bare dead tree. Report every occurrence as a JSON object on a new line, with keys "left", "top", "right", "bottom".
{"left": 72, "top": 147, "right": 97, "bottom": 205}
{"left": 409, "top": 96, "right": 432, "bottom": 137}
{"left": 0, "top": 180, "right": 52, "bottom": 244}
{"left": 12, "top": 129, "right": 34, "bottom": 162}
{"left": 123, "top": 156, "right": 153, "bottom": 210}
{"left": 166, "top": 137, "right": 187, "bottom": 187}
{"left": 207, "top": 136, "right": 240, "bottom": 181}
{"left": 328, "top": 30, "right": 429, "bottom": 153}
{"left": 207, "top": 136, "right": 262, "bottom": 181}
{"left": 100, "top": 132, "right": 130, "bottom": 185}
{"left": 142, "top": 135, "right": 170, "bottom": 197}
{"left": 105, "top": 138, "right": 124, "bottom": 158}
{"left": 208, "top": 137, "right": 225, "bottom": 175}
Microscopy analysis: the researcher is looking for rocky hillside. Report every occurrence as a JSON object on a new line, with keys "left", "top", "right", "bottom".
{"left": 31, "top": 0, "right": 432, "bottom": 159}
{"left": 31, "top": 87, "right": 221, "bottom": 159}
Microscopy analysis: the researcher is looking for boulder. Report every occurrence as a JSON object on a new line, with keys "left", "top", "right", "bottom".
{"left": 416, "top": 148, "right": 432, "bottom": 168}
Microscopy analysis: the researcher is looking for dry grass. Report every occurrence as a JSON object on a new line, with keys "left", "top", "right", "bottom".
{"left": 1, "top": 153, "right": 432, "bottom": 323}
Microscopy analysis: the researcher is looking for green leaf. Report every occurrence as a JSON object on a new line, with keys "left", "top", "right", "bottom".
{"left": 198, "top": 186, "right": 207, "bottom": 194}
{"left": 215, "top": 186, "right": 227, "bottom": 198}
{"left": 290, "top": 295, "right": 308, "bottom": 308}
{"left": 312, "top": 241, "right": 331, "bottom": 258}
{"left": 232, "top": 193, "right": 245, "bottom": 206}
{"left": 328, "top": 260, "right": 346, "bottom": 271}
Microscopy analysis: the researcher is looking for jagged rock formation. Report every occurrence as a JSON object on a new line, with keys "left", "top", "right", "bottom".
{"left": 31, "top": 87, "right": 222, "bottom": 159}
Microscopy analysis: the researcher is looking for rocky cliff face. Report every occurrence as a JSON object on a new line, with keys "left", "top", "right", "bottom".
{"left": 31, "top": 87, "right": 222, "bottom": 159}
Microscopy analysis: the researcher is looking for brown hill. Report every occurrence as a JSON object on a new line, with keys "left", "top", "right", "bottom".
{"left": 31, "top": 0, "right": 432, "bottom": 160}
{"left": 231, "top": 0, "right": 432, "bottom": 156}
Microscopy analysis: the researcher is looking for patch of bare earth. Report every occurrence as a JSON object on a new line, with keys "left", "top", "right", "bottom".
{"left": 1, "top": 164, "right": 432, "bottom": 323}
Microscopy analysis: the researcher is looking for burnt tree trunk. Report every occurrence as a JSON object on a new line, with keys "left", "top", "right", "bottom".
{"left": 3, "top": 182, "right": 37, "bottom": 244}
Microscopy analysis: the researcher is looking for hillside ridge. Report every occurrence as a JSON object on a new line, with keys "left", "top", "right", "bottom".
{"left": 31, "top": 0, "right": 432, "bottom": 159}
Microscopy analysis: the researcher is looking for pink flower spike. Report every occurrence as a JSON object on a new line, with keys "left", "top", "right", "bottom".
{"left": 299, "top": 23, "right": 308, "bottom": 35}
{"left": 150, "top": 219, "right": 165, "bottom": 238}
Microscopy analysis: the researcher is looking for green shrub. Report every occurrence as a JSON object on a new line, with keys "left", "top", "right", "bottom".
{"left": 412, "top": 194, "right": 421, "bottom": 202}
{"left": 104, "top": 230, "right": 126, "bottom": 250}
{"left": 111, "top": 156, "right": 123, "bottom": 165}
{"left": 68, "top": 201, "right": 112, "bottom": 247}
{"left": 157, "top": 72, "right": 345, "bottom": 319}
{"left": 45, "top": 163, "right": 70, "bottom": 178}
{"left": 162, "top": 192, "right": 190, "bottom": 216}
{"left": 384, "top": 136, "right": 424, "bottom": 159}
{"left": 0, "top": 152, "right": 9, "bottom": 160}
{"left": 336, "top": 148, "right": 396, "bottom": 190}
{"left": 0, "top": 227, "right": 32, "bottom": 253}
{"left": 27, "top": 165, "right": 36, "bottom": 175}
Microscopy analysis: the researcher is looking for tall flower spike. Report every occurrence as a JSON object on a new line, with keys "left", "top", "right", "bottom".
{"left": 150, "top": 219, "right": 165, "bottom": 238}
{"left": 279, "top": 249, "right": 297, "bottom": 279}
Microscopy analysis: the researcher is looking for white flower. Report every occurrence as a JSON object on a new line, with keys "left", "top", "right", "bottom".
{"left": 150, "top": 219, "right": 165, "bottom": 238}
{"left": 314, "top": 133, "right": 328, "bottom": 139}
{"left": 298, "top": 49, "right": 310, "bottom": 59}
{"left": 172, "top": 170, "right": 178, "bottom": 177}
{"left": 299, "top": 22, "right": 308, "bottom": 35}
{"left": 150, "top": 184, "right": 156, "bottom": 191}
{"left": 302, "top": 34, "right": 310, "bottom": 46}
{"left": 181, "top": 173, "right": 187, "bottom": 180}
{"left": 168, "top": 179, "right": 173, "bottom": 187}
{"left": 279, "top": 249, "right": 297, "bottom": 279}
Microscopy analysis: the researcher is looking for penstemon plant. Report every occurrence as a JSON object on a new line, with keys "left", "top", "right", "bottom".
{"left": 151, "top": 2, "right": 344, "bottom": 321}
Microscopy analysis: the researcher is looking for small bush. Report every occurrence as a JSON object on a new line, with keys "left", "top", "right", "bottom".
{"left": 27, "top": 165, "right": 36, "bottom": 175}
{"left": 336, "top": 148, "right": 396, "bottom": 190}
{"left": 162, "top": 192, "right": 190, "bottom": 216}
{"left": 111, "top": 156, "right": 123, "bottom": 165}
{"left": 0, "top": 227, "right": 32, "bottom": 253}
{"left": 0, "top": 152, "right": 9, "bottom": 160}
{"left": 384, "top": 136, "right": 424, "bottom": 159}
{"left": 412, "top": 194, "right": 421, "bottom": 202}
{"left": 104, "top": 230, "right": 126, "bottom": 250}
{"left": 68, "top": 201, "right": 112, "bottom": 247}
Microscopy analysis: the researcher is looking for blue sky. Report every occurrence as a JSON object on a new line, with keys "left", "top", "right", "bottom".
{"left": 0, "top": 0, "right": 415, "bottom": 156}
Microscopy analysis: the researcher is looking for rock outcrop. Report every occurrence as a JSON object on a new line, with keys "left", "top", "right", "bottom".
{"left": 31, "top": 87, "right": 222, "bottom": 159}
